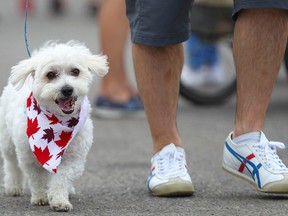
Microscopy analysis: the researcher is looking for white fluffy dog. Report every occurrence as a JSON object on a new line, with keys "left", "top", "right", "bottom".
{"left": 0, "top": 41, "right": 108, "bottom": 211}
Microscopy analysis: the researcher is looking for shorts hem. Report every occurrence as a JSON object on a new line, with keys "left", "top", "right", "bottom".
{"left": 233, "top": 0, "right": 288, "bottom": 20}
{"left": 131, "top": 32, "right": 189, "bottom": 47}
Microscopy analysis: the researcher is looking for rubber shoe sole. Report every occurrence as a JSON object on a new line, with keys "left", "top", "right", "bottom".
{"left": 151, "top": 177, "right": 194, "bottom": 197}
{"left": 223, "top": 164, "right": 288, "bottom": 194}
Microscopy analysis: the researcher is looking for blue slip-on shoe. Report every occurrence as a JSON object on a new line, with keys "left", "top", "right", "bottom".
{"left": 93, "top": 96, "right": 145, "bottom": 119}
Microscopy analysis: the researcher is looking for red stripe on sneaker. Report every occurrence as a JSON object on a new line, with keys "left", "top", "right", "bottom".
{"left": 238, "top": 153, "right": 255, "bottom": 173}
{"left": 151, "top": 166, "right": 155, "bottom": 173}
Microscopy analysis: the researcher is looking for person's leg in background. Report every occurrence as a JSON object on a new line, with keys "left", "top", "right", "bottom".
{"left": 181, "top": 0, "right": 233, "bottom": 87}
{"left": 223, "top": 5, "right": 288, "bottom": 193}
{"left": 94, "top": 0, "right": 143, "bottom": 118}
{"left": 126, "top": 0, "right": 194, "bottom": 196}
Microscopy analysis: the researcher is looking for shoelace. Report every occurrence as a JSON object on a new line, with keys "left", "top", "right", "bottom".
{"left": 156, "top": 150, "right": 186, "bottom": 177}
{"left": 253, "top": 141, "right": 288, "bottom": 172}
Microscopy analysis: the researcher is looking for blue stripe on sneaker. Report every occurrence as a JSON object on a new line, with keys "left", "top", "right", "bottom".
{"left": 147, "top": 172, "right": 155, "bottom": 192}
{"left": 225, "top": 142, "right": 262, "bottom": 188}
{"left": 252, "top": 164, "right": 262, "bottom": 178}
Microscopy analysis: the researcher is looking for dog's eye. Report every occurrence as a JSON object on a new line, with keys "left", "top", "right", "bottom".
{"left": 46, "top": 71, "right": 57, "bottom": 80}
{"left": 71, "top": 68, "right": 80, "bottom": 77}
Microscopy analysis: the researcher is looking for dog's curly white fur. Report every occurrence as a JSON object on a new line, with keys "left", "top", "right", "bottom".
{"left": 0, "top": 41, "right": 108, "bottom": 212}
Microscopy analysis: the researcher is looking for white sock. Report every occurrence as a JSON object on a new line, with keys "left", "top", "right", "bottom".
{"left": 233, "top": 131, "right": 261, "bottom": 145}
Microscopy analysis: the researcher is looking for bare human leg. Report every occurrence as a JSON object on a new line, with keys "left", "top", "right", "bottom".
{"left": 132, "top": 44, "right": 184, "bottom": 153}
{"left": 233, "top": 9, "right": 288, "bottom": 137}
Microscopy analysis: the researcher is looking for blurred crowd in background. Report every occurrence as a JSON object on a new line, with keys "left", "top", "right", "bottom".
{"left": 18, "top": 0, "right": 101, "bottom": 16}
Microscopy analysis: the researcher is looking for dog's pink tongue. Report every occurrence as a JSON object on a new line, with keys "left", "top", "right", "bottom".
{"left": 58, "top": 99, "right": 72, "bottom": 112}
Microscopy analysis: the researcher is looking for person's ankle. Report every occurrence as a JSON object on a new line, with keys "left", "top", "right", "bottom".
{"left": 233, "top": 127, "right": 262, "bottom": 138}
{"left": 232, "top": 131, "right": 261, "bottom": 145}
{"left": 152, "top": 141, "right": 183, "bottom": 154}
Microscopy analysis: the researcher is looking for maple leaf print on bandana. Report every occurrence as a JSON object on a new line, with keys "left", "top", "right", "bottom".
{"left": 26, "top": 93, "right": 89, "bottom": 173}
{"left": 27, "top": 117, "right": 40, "bottom": 139}
{"left": 41, "top": 127, "right": 55, "bottom": 143}
{"left": 55, "top": 131, "right": 73, "bottom": 148}
{"left": 45, "top": 114, "right": 61, "bottom": 125}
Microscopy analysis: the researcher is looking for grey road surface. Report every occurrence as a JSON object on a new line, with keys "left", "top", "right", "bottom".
{"left": 1, "top": 1, "right": 288, "bottom": 216}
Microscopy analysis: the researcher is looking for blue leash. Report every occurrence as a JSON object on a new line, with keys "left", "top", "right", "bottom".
{"left": 24, "top": 0, "right": 31, "bottom": 57}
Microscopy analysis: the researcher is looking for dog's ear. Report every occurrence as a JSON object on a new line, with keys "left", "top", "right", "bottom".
{"left": 87, "top": 54, "right": 109, "bottom": 77}
{"left": 9, "top": 58, "right": 35, "bottom": 90}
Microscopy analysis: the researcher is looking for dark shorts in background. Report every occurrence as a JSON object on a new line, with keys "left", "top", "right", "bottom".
{"left": 126, "top": 0, "right": 288, "bottom": 47}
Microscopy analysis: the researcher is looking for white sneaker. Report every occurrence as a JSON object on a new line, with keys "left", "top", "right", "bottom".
{"left": 204, "top": 64, "right": 226, "bottom": 85}
{"left": 181, "top": 64, "right": 225, "bottom": 87}
{"left": 223, "top": 132, "right": 288, "bottom": 193}
{"left": 147, "top": 143, "right": 194, "bottom": 196}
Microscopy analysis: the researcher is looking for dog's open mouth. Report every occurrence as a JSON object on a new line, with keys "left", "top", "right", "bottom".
{"left": 55, "top": 97, "right": 77, "bottom": 114}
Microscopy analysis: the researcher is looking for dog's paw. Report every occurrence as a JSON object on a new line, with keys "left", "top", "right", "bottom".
{"left": 49, "top": 198, "right": 73, "bottom": 212}
{"left": 31, "top": 192, "right": 49, "bottom": 206}
{"left": 31, "top": 197, "right": 49, "bottom": 206}
{"left": 5, "top": 186, "right": 23, "bottom": 197}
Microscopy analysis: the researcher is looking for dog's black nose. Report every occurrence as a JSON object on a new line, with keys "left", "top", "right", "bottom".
{"left": 61, "top": 85, "right": 74, "bottom": 97}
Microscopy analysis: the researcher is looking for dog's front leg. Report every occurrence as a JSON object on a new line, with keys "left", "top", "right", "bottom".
{"left": 1, "top": 146, "right": 25, "bottom": 196}
{"left": 26, "top": 165, "right": 50, "bottom": 206}
{"left": 47, "top": 173, "right": 73, "bottom": 212}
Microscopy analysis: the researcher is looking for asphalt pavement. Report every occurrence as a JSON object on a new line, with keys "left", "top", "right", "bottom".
{"left": 1, "top": 1, "right": 288, "bottom": 216}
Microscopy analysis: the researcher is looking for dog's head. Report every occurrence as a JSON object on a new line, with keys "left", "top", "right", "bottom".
{"left": 9, "top": 41, "right": 109, "bottom": 116}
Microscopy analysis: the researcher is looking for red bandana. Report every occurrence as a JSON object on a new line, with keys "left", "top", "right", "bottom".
{"left": 26, "top": 93, "right": 89, "bottom": 173}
